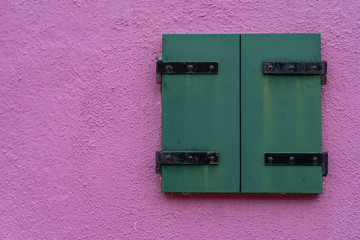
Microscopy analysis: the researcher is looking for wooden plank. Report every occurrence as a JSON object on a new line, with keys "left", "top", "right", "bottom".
{"left": 161, "top": 34, "right": 240, "bottom": 192}
{"left": 241, "top": 34, "right": 323, "bottom": 193}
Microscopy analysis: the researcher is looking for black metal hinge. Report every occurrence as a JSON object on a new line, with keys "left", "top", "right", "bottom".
{"left": 156, "top": 60, "right": 218, "bottom": 84}
{"left": 263, "top": 61, "right": 327, "bottom": 85}
{"left": 264, "top": 152, "right": 328, "bottom": 176}
{"left": 156, "top": 151, "right": 219, "bottom": 173}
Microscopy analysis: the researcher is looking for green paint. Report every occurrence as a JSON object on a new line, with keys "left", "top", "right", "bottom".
{"left": 241, "top": 34, "right": 322, "bottom": 193}
{"left": 160, "top": 34, "right": 323, "bottom": 193}
{"left": 161, "top": 34, "right": 240, "bottom": 192}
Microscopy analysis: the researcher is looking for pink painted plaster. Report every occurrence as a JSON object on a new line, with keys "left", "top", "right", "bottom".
{"left": 1, "top": 0, "right": 360, "bottom": 239}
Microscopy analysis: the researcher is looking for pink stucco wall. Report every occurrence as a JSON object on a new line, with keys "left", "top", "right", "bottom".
{"left": 1, "top": 0, "right": 360, "bottom": 239}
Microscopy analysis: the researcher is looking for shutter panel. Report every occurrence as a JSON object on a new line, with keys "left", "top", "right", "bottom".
{"left": 157, "top": 34, "right": 326, "bottom": 193}
{"left": 160, "top": 34, "right": 241, "bottom": 192}
{"left": 241, "top": 34, "right": 324, "bottom": 193}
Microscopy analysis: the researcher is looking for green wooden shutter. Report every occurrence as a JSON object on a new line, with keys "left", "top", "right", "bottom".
{"left": 158, "top": 33, "right": 325, "bottom": 193}
{"left": 241, "top": 34, "right": 323, "bottom": 193}
{"left": 160, "top": 34, "right": 240, "bottom": 192}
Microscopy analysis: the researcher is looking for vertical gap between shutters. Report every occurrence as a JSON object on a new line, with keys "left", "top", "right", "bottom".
{"left": 239, "top": 35, "right": 242, "bottom": 193}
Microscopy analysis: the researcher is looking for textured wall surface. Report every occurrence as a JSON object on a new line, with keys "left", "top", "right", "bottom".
{"left": 1, "top": 0, "right": 360, "bottom": 239}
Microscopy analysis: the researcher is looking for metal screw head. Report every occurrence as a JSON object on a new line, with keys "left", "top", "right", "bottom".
{"left": 188, "top": 155, "right": 193, "bottom": 160}
{"left": 313, "top": 157, "right": 318, "bottom": 162}
{"left": 209, "top": 155, "right": 216, "bottom": 162}
{"left": 187, "top": 65, "right": 193, "bottom": 71}
{"left": 289, "top": 65, "right": 295, "bottom": 70}
{"left": 165, "top": 154, "right": 171, "bottom": 160}
{"left": 209, "top": 65, "right": 215, "bottom": 71}
{"left": 289, "top": 156, "right": 295, "bottom": 161}
{"left": 268, "top": 156, "right": 273, "bottom": 162}
{"left": 165, "top": 65, "right": 173, "bottom": 72}
{"left": 312, "top": 65, "right": 318, "bottom": 70}
{"left": 268, "top": 65, "right": 273, "bottom": 71}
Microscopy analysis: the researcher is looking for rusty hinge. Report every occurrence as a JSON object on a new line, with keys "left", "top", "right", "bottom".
{"left": 156, "top": 151, "right": 219, "bottom": 173}
{"left": 263, "top": 61, "right": 327, "bottom": 85}
{"left": 156, "top": 60, "right": 218, "bottom": 84}
{"left": 264, "top": 152, "right": 328, "bottom": 176}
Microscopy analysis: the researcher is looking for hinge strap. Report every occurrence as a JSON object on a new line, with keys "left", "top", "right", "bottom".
{"left": 156, "top": 61, "right": 218, "bottom": 84}
{"left": 263, "top": 61, "right": 327, "bottom": 85}
{"left": 265, "top": 152, "right": 328, "bottom": 176}
{"left": 156, "top": 151, "right": 219, "bottom": 173}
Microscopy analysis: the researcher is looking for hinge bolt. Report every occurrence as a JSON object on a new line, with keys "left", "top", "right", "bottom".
{"left": 209, "top": 155, "right": 216, "bottom": 162}
{"left": 289, "top": 65, "right": 295, "bottom": 70}
{"left": 268, "top": 65, "right": 273, "bottom": 71}
{"left": 188, "top": 155, "right": 193, "bottom": 160}
{"left": 165, "top": 154, "right": 171, "bottom": 160}
{"left": 209, "top": 65, "right": 215, "bottom": 71}
{"left": 312, "top": 65, "right": 318, "bottom": 70}
{"left": 165, "top": 65, "right": 173, "bottom": 72}
{"left": 187, "top": 65, "right": 193, "bottom": 71}
{"left": 268, "top": 156, "right": 273, "bottom": 162}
